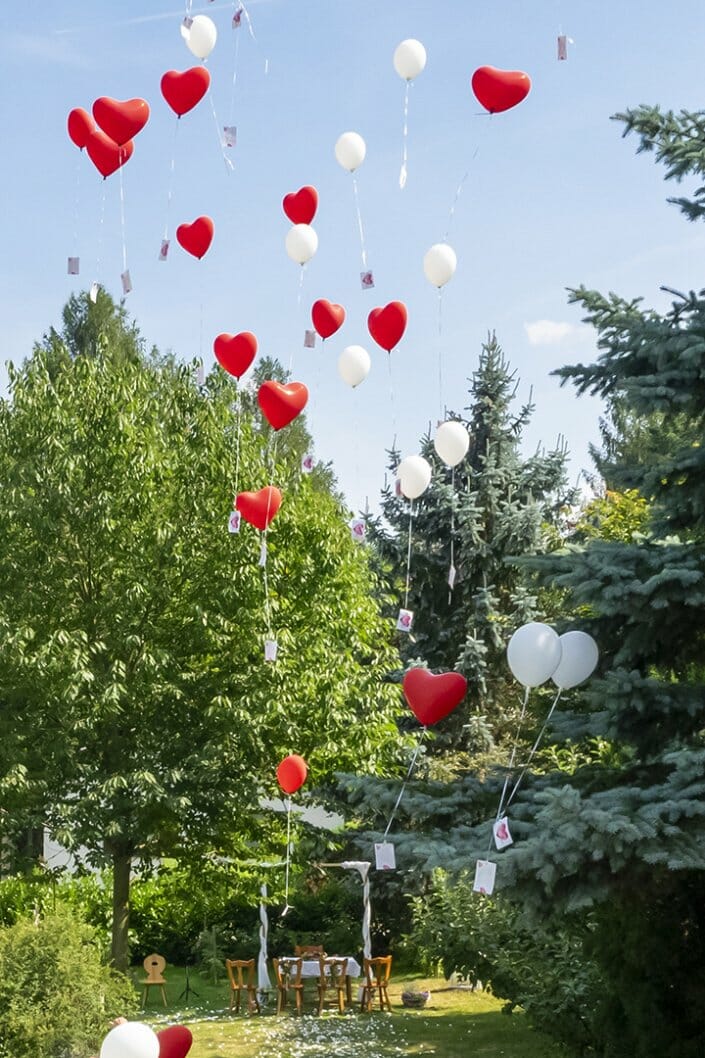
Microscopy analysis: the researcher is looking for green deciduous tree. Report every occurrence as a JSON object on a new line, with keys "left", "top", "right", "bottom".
{"left": 0, "top": 292, "right": 402, "bottom": 971}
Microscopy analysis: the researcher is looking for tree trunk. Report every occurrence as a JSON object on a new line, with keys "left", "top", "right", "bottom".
{"left": 111, "top": 850, "right": 132, "bottom": 972}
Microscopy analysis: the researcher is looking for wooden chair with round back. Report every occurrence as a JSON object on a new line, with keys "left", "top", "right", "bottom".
{"left": 360, "top": 955, "right": 392, "bottom": 1012}
{"left": 225, "top": 958, "right": 260, "bottom": 1014}
{"left": 142, "top": 953, "right": 168, "bottom": 1007}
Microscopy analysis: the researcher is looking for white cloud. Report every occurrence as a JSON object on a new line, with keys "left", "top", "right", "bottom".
{"left": 524, "top": 319, "right": 578, "bottom": 347}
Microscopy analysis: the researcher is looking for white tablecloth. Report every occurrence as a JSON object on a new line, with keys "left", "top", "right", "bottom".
{"left": 299, "top": 956, "right": 362, "bottom": 978}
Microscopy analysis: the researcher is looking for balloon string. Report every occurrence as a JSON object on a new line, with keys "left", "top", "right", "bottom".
{"left": 118, "top": 164, "right": 128, "bottom": 275}
{"left": 237, "top": 0, "right": 257, "bottom": 40}
{"left": 443, "top": 116, "right": 491, "bottom": 242}
{"left": 495, "top": 686, "right": 531, "bottom": 823}
{"left": 163, "top": 116, "right": 181, "bottom": 242}
{"left": 437, "top": 287, "right": 444, "bottom": 423}
{"left": 229, "top": 25, "right": 241, "bottom": 124}
{"left": 93, "top": 181, "right": 107, "bottom": 292}
{"left": 388, "top": 353, "right": 398, "bottom": 450}
{"left": 207, "top": 89, "right": 234, "bottom": 173}
{"left": 399, "top": 80, "right": 410, "bottom": 190}
{"left": 282, "top": 799, "right": 292, "bottom": 913}
{"left": 403, "top": 502, "right": 414, "bottom": 610}
{"left": 383, "top": 729, "right": 426, "bottom": 840}
{"left": 505, "top": 688, "right": 563, "bottom": 811}
{"left": 234, "top": 386, "right": 242, "bottom": 495}
{"left": 352, "top": 175, "right": 368, "bottom": 270}
{"left": 448, "top": 466, "right": 455, "bottom": 604}
{"left": 72, "top": 153, "right": 81, "bottom": 260}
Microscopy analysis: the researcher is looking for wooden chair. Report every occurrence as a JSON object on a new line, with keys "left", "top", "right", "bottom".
{"left": 226, "top": 958, "right": 260, "bottom": 1014}
{"left": 360, "top": 955, "right": 392, "bottom": 1012}
{"left": 294, "top": 944, "right": 325, "bottom": 957}
{"left": 317, "top": 956, "right": 349, "bottom": 1015}
{"left": 142, "top": 953, "right": 168, "bottom": 1007}
{"left": 273, "top": 956, "right": 305, "bottom": 1015}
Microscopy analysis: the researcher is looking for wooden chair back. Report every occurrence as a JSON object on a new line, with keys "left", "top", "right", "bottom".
{"left": 273, "top": 956, "right": 303, "bottom": 988}
{"left": 143, "top": 953, "right": 167, "bottom": 984}
{"left": 364, "top": 955, "right": 392, "bottom": 986}
{"left": 226, "top": 958, "right": 256, "bottom": 990}
{"left": 294, "top": 944, "right": 325, "bottom": 957}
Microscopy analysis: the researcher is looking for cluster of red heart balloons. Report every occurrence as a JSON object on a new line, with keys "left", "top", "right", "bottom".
{"left": 67, "top": 97, "right": 150, "bottom": 179}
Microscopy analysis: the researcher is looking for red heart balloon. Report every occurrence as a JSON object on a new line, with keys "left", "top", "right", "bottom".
{"left": 282, "top": 185, "right": 318, "bottom": 225}
{"left": 402, "top": 668, "right": 467, "bottom": 727}
{"left": 368, "top": 301, "right": 408, "bottom": 352}
{"left": 236, "top": 486, "right": 282, "bottom": 531}
{"left": 213, "top": 332, "right": 257, "bottom": 379}
{"left": 176, "top": 217, "right": 214, "bottom": 260}
{"left": 86, "top": 130, "right": 134, "bottom": 179}
{"left": 67, "top": 107, "right": 94, "bottom": 150}
{"left": 257, "top": 381, "right": 308, "bottom": 431}
{"left": 277, "top": 754, "right": 308, "bottom": 795}
{"left": 311, "top": 299, "right": 345, "bottom": 340}
{"left": 92, "top": 97, "right": 150, "bottom": 146}
{"left": 471, "top": 66, "right": 531, "bottom": 114}
{"left": 161, "top": 67, "right": 211, "bottom": 117}
{"left": 158, "top": 1026, "right": 193, "bottom": 1058}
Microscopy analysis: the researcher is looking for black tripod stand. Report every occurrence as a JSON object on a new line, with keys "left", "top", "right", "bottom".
{"left": 177, "top": 966, "right": 201, "bottom": 1003}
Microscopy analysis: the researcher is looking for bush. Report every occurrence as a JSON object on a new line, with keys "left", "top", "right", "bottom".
{"left": 0, "top": 906, "right": 137, "bottom": 1058}
{"left": 407, "top": 869, "right": 601, "bottom": 1056}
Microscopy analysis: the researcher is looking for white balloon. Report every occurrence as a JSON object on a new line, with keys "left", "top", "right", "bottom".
{"left": 285, "top": 224, "right": 318, "bottom": 265}
{"left": 393, "top": 39, "right": 427, "bottom": 81}
{"left": 423, "top": 243, "right": 457, "bottom": 288}
{"left": 101, "top": 1023, "right": 159, "bottom": 1058}
{"left": 397, "top": 455, "right": 432, "bottom": 500}
{"left": 434, "top": 421, "right": 470, "bottom": 467}
{"left": 335, "top": 131, "right": 366, "bottom": 172}
{"left": 338, "top": 345, "right": 371, "bottom": 388}
{"left": 551, "top": 631, "right": 599, "bottom": 690}
{"left": 184, "top": 15, "right": 217, "bottom": 60}
{"left": 507, "top": 622, "right": 562, "bottom": 688}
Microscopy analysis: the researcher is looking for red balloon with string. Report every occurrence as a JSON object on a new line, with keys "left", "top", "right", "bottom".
{"left": 67, "top": 108, "right": 94, "bottom": 150}
{"left": 471, "top": 66, "right": 531, "bottom": 114}
{"left": 277, "top": 754, "right": 308, "bottom": 795}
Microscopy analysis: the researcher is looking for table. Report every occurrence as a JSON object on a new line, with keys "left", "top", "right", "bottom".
{"left": 298, "top": 956, "right": 362, "bottom": 1006}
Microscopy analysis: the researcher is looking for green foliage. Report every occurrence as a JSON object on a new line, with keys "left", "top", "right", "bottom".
{"left": 576, "top": 489, "right": 649, "bottom": 543}
{"left": 407, "top": 871, "right": 600, "bottom": 1056}
{"left": 0, "top": 906, "right": 136, "bottom": 1058}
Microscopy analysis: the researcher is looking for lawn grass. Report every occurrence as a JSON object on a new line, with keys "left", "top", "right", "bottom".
{"left": 137, "top": 968, "right": 568, "bottom": 1058}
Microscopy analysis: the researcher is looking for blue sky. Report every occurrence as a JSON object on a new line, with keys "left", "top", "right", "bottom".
{"left": 3, "top": 1, "right": 705, "bottom": 512}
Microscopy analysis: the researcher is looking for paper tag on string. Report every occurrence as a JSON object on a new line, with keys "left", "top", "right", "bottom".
{"left": 304, "top": 330, "right": 316, "bottom": 348}
{"left": 493, "top": 816, "right": 514, "bottom": 851}
{"left": 448, "top": 564, "right": 457, "bottom": 590}
{"left": 557, "top": 35, "right": 568, "bottom": 60}
{"left": 259, "top": 539, "right": 268, "bottom": 567}
{"left": 232, "top": 6, "right": 243, "bottom": 27}
{"left": 396, "top": 608, "right": 414, "bottom": 633}
{"left": 89, "top": 282, "right": 99, "bottom": 304}
{"left": 264, "top": 638, "right": 278, "bottom": 662}
{"left": 264, "top": 58, "right": 269, "bottom": 75}
{"left": 374, "top": 842, "right": 396, "bottom": 871}
{"left": 350, "top": 518, "right": 366, "bottom": 542}
{"left": 194, "top": 362, "right": 205, "bottom": 386}
{"left": 67, "top": 257, "right": 79, "bottom": 275}
{"left": 301, "top": 453, "right": 314, "bottom": 474}
{"left": 228, "top": 510, "right": 241, "bottom": 534}
{"left": 223, "top": 126, "right": 237, "bottom": 148}
{"left": 360, "top": 270, "right": 375, "bottom": 290}
{"left": 121, "top": 270, "right": 132, "bottom": 295}
{"left": 473, "top": 859, "right": 497, "bottom": 896}
{"left": 159, "top": 239, "right": 170, "bottom": 262}
{"left": 182, "top": 15, "right": 194, "bottom": 30}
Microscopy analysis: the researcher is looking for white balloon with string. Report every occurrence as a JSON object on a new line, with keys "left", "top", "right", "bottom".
{"left": 338, "top": 345, "right": 371, "bottom": 388}
{"left": 434, "top": 419, "right": 469, "bottom": 594}
{"left": 397, "top": 455, "right": 432, "bottom": 499}
{"left": 285, "top": 224, "right": 318, "bottom": 265}
{"left": 335, "top": 132, "right": 371, "bottom": 283}
{"left": 183, "top": 15, "right": 217, "bottom": 59}
{"left": 393, "top": 39, "right": 427, "bottom": 188}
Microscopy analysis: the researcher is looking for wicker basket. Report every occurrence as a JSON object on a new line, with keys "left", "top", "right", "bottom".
{"left": 401, "top": 990, "right": 430, "bottom": 1009}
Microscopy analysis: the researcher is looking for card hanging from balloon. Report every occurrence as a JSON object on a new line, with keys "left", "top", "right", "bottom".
{"left": 557, "top": 35, "right": 573, "bottom": 60}
{"left": 264, "top": 639, "right": 278, "bottom": 662}
{"left": 67, "top": 257, "right": 79, "bottom": 276}
{"left": 121, "top": 270, "right": 132, "bottom": 295}
{"left": 259, "top": 539, "right": 268, "bottom": 567}
{"left": 374, "top": 842, "right": 396, "bottom": 871}
{"left": 448, "top": 564, "right": 457, "bottom": 591}
{"left": 397, "top": 608, "right": 414, "bottom": 633}
{"left": 493, "top": 816, "right": 513, "bottom": 851}
{"left": 233, "top": 6, "right": 243, "bottom": 27}
{"left": 304, "top": 330, "right": 316, "bottom": 348}
{"left": 360, "top": 270, "right": 375, "bottom": 290}
{"left": 473, "top": 859, "right": 497, "bottom": 896}
{"left": 182, "top": 16, "right": 194, "bottom": 30}
{"left": 223, "top": 126, "right": 237, "bottom": 148}
{"left": 159, "top": 240, "right": 170, "bottom": 262}
{"left": 195, "top": 362, "right": 205, "bottom": 386}
{"left": 89, "top": 282, "right": 99, "bottom": 304}
{"left": 350, "top": 518, "right": 366, "bottom": 542}
{"left": 301, "top": 454, "right": 314, "bottom": 474}
{"left": 228, "top": 509, "right": 241, "bottom": 534}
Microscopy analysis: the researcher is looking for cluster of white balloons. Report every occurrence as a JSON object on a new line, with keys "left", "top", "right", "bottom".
{"left": 181, "top": 14, "right": 217, "bottom": 60}
{"left": 394, "top": 420, "right": 471, "bottom": 501}
{"left": 507, "top": 623, "right": 599, "bottom": 690}
{"left": 101, "top": 1022, "right": 159, "bottom": 1058}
